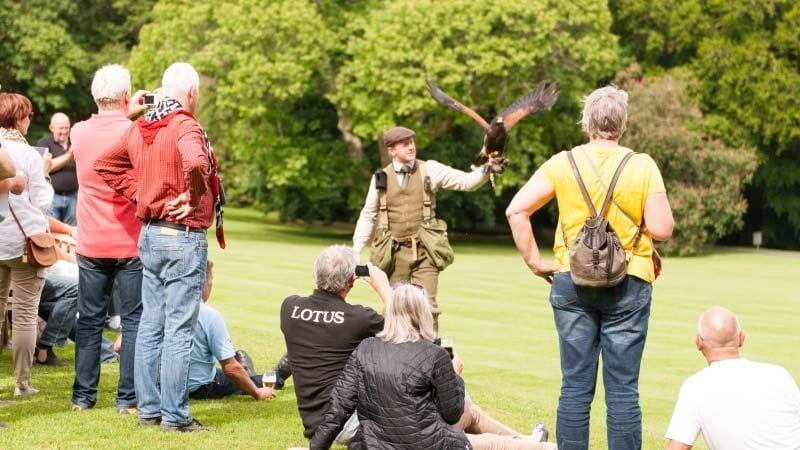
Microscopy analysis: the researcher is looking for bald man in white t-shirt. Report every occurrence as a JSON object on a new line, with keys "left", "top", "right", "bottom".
{"left": 665, "top": 306, "right": 800, "bottom": 450}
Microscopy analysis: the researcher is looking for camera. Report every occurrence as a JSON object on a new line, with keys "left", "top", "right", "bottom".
{"left": 142, "top": 94, "right": 156, "bottom": 105}
{"left": 354, "top": 265, "right": 370, "bottom": 277}
{"left": 433, "top": 337, "right": 454, "bottom": 360}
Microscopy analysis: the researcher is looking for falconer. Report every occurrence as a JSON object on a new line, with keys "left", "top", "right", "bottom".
{"left": 352, "top": 126, "right": 505, "bottom": 331}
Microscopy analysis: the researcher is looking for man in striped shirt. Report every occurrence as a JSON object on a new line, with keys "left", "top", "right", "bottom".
{"left": 96, "top": 62, "right": 216, "bottom": 433}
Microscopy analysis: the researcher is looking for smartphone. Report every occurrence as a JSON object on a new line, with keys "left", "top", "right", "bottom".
{"left": 32, "top": 146, "right": 48, "bottom": 157}
{"left": 354, "top": 265, "right": 370, "bottom": 277}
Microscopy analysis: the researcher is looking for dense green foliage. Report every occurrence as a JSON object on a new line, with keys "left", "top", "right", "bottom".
{"left": 2, "top": 0, "right": 796, "bottom": 250}
{"left": 0, "top": 0, "right": 155, "bottom": 122}
{"left": 126, "top": 0, "right": 621, "bottom": 228}
{"left": 620, "top": 69, "right": 758, "bottom": 255}
{"left": 611, "top": 0, "right": 800, "bottom": 247}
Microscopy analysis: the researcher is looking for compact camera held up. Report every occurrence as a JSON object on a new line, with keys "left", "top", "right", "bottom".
{"left": 137, "top": 91, "right": 161, "bottom": 106}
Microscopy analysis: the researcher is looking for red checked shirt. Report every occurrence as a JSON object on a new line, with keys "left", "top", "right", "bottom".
{"left": 94, "top": 110, "right": 214, "bottom": 229}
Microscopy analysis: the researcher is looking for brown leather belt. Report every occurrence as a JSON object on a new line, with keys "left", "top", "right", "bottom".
{"left": 395, "top": 235, "right": 423, "bottom": 260}
{"left": 148, "top": 219, "right": 204, "bottom": 234}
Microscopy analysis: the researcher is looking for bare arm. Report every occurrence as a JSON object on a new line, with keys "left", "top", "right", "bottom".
{"left": 365, "top": 263, "right": 392, "bottom": 307}
{"left": 505, "top": 172, "right": 559, "bottom": 282}
{"left": 0, "top": 174, "right": 24, "bottom": 195}
{"left": 50, "top": 149, "right": 73, "bottom": 172}
{"left": 665, "top": 439, "right": 692, "bottom": 450}
{"left": 644, "top": 192, "right": 674, "bottom": 241}
{"left": 219, "top": 357, "right": 275, "bottom": 400}
{"left": 0, "top": 149, "right": 14, "bottom": 179}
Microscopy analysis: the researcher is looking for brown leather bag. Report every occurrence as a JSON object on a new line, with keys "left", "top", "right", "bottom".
{"left": 9, "top": 205, "right": 57, "bottom": 267}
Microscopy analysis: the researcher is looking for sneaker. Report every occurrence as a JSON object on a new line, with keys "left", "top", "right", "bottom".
{"left": 117, "top": 407, "right": 137, "bottom": 415}
{"left": 234, "top": 350, "right": 256, "bottom": 377}
{"left": 14, "top": 384, "right": 39, "bottom": 396}
{"left": 70, "top": 403, "right": 90, "bottom": 412}
{"left": 161, "top": 418, "right": 214, "bottom": 433}
{"left": 35, "top": 345, "right": 66, "bottom": 367}
{"left": 138, "top": 416, "right": 162, "bottom": 426}
{"left": 532, "top": 423, "right": 549, "bottom": 442}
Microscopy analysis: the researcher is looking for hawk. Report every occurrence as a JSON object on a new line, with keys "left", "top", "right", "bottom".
{"left": 426, "top": 79, "right": 559, "bottom": 167}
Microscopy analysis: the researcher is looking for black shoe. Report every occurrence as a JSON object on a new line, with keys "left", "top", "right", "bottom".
{"left": 161, "top": 418, "right": 214, "bottom": 433}
{"left": 234, "top": 350, "right": 256, "bottom": 377}
{"left": 35, "top": 345, "right": 65, "bottom": 367}
{"left": 272, "top": 353, "right": 292, "bottom": 389}
{"left": 138, "top": 416, "right": 162, "bottom": 426}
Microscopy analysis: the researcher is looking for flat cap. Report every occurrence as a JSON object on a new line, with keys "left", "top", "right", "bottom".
{"left": 382, "top": 126, "right": 415, "bottom": 147}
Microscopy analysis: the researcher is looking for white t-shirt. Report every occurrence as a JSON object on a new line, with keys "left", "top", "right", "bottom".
{"left": 666, "top": 358, "right": 800, "bottom": 450}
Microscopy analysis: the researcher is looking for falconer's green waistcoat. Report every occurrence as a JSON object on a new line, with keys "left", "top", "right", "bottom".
{"left": 383, "top": 162, "right": 435, "bottom": 238}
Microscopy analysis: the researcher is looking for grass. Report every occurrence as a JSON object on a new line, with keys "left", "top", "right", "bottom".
{"left": 1, "top": 207, "right": 798, "bottom": 449}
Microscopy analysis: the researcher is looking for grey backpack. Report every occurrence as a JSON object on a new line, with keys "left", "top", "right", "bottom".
{"left": 566, "top": 150, "right": 637, "bottom": 288}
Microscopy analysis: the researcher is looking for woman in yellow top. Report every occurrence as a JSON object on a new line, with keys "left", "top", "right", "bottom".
{"left": 506, "top": 85, "right": 674, "bottom": 450}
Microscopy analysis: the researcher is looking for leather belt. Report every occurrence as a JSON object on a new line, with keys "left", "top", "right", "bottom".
{"left": 148, "top": 219, "right": 204, "bottom": 234}
{"left": 396, "top": 235, "right": 423, "bottom": 260}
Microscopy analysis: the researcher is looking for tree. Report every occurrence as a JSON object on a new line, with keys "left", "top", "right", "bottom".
{"left": 611, "top": 0, "right": 800, "bottom": 247}
{"left": 129, "top": 0, "right": 356, "bottom": 222}
{"left": 332, "top": 0, "right": 623, "bottom": 227}
{"left": 620, "top": 68, "right": 757, "bottom": 255}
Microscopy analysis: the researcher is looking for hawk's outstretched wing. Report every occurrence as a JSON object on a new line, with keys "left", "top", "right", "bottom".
{"left": 426, "top": 79, "right": 489, "bottom": 130}
{"left": 496, "top": 81, "right": 559, "bottom": 130}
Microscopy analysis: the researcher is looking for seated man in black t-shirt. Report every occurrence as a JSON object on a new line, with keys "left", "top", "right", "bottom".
{"left": 280, "top": 245, "right": 390, "bottom": 442}
{"left": 281, "top": 246, "right": 553, "bottom": 450}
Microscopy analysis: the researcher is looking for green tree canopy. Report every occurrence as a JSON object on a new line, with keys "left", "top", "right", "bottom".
{"left": 620, "top": 68, "right": 758, "bottom": 255}
{"left": 611, "top": 0, "right": 800, "bottom": 247}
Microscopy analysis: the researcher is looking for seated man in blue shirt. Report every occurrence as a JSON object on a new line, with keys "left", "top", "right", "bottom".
{"left": 188, "top": 260, "right": 276, "bottom": 401}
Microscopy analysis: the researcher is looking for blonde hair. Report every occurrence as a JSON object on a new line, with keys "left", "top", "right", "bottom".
{"left": 377, "top": 283, "right": 436, "bottom": 344}
{"left": 580, "top": 85, "right": 628, "bottom": 140}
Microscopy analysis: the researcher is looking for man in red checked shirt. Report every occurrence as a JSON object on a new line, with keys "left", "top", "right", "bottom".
{"left": 95, "top": 62, "right": 225, "bottom": 433}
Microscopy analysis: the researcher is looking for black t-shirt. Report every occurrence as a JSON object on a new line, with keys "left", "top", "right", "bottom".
{"left": 280, "top": 289, "right": 384, "bottom": 439}
{"left": 37, "top": 136, "right": 77, "bottom": 193}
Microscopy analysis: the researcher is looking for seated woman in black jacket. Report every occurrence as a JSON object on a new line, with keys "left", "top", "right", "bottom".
{"left": 310, "top": 283, "right": 556, "bottom": 450}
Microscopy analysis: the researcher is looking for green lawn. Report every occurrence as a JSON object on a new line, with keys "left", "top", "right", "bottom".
{"left": 1, "top": 208, "right": 798, "bottom": 449}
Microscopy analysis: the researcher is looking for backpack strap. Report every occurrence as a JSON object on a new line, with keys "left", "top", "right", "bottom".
{"left": 580, "top": 149, "right": 644, "bottom": 254}
{"left": 375, "top": 169, "right": 389, "bottom": 228}
{"left": 567, "top": 151, "right": 598, "bottom": 218}
{"left": 418, "top": 161, "right": 433, "bottom": 221}
{"left": 598, "top": 152, "right": 636, "bottom": 219}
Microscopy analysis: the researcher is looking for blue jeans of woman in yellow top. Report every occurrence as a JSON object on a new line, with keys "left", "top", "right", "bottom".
{"left": 549, "top": 272, "right": 652, "bottom": 450}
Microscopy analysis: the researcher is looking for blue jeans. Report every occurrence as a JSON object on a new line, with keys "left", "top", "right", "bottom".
{"left": 48, "top": 191, "right": 77, "bottom": 226}
{"left": 188, "top": 367, "right": 262, "bottom": 399}
{"left": 38, "top": 275, "right": 117, "bottom": 361}
{"left": 72, "top": 255, "right": 143, "bottom": 409}
{"left": 549, "top": 273, "right": 652, "bottom": 450}
{"left": 135, "top": 223, "right": 207, "bottom": 426}
{"left": 39, "top": 274, "right": 78, "bottom": 347}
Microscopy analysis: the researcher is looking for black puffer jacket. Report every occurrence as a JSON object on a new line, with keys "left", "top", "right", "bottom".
{"left": 310, "top": 337, "right": 470, "bottom": 450}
